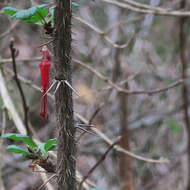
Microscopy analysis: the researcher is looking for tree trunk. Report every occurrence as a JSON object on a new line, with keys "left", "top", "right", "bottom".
{"left": 112, "top": 49, "right": 135, "bottom": 190}
{"left": 119, "top": 84, "right": 135, "bottom": 190}
{"left": 54, "top": 1, "right": 76, "bottom": 190}
{"left": 178, "top": 1, "right": 190, "bottom": 190}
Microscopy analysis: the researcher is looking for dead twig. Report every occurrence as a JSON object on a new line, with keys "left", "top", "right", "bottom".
{"left": 74, "top": 58, "right": 185, "bottom": 95}
{"left": 37, "top": 174, "right": 57, "bottom": 190}
{"left": 77, "top": 103, "right": 104, "bottom": 141}
{"left": 0, "top": 20, "right": 19, "bottom": 39}
{"left": 9, "top": 39, "right": 31, "bottom": 136}
{"left": 74, "top": 16, "right": 135, "bottom": 49}
{"left": 99, "top": 0, "right": 190, "bottom": 17}
{"left": 78, "top": 137, "right": 121, "bottom": 190}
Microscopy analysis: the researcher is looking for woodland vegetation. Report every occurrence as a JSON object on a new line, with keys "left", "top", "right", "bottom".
{"left": 0, "top": 0, "right": 190, "bottom": 190}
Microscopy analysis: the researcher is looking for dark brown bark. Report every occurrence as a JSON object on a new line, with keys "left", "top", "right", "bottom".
{"left": 118, "top": 84, "right": 135, "bottom": 190}
{"left": 112, "top": 49, "right": 135, "bottom": 190}
{"left": 54, "top": 1, "right": 76, "bottom": 190}
{"left": 179, "top": 1, "right": 190, "bottom": 190}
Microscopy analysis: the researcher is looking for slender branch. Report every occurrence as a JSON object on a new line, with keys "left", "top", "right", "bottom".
{"left": 74, "top": 59, "right": 185, "bottom": 95}
{"left": 36, "top": 166, "right": 55, "bottom": 190}
{"left": 37, "top": 174, "right": 57, "bottom": 190}
{"left": 74, "top": 16, "right": 136, "bottom": 49}
{"left": 77, "top": 103, "right": 104, "bottom": 141}
{"left": 99, "top": 0, "right": 190, "bottom": 17}
{"left": 9, "top": 39, "right": 31, "bottom": 136}
{"left": 0, "top": 20, "right": 20, "bottom": 39}
{"left": 89, "top": 103, "right": 104, "bottom": 125}
{"left": 75, "top": 112, "right": 170, "bottom": 164}
{"left": 120, "top": 0, "right": 166, "bottom": 11}
{"left": 1, "top": 57, "right": 185, "bottom": 96}
{"left": 78, "top": 137, "right": 121, "bottom": 190}
{"left": 0, "top": 69, "right": 26, "bottom": 134}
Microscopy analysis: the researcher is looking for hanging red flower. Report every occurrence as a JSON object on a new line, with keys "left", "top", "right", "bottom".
{"left": 39, "top": 46, "right": 51, "bottom": 119}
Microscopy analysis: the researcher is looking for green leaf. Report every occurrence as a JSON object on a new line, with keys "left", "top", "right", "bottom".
{"left": 12, "top": 4, "right": 48, "bottom": 23}
{"left": 6, "top": 145, "right": 29, "bottom": 157}
{"left": 72, "top": 2, "right": 79, "bottom": 7}
{"left": 44, "top": 138, "right": 56, "bottom": 152}
{"left": 49, "top": 7, "right": 54, "bottom": 23}
{"left": 38, "top": 143, "right": 47, "bottom": 156}
{"left": 167, "top": 120, "right": 181, "bottom": 134}
{"left": 3, "top": 7, "right": 18, "bottom": 16}
{"left": 1, "top": 133, "right": 37, "bottom": 149}
{"left": 37, "top": 139, "right": 56, "bottom": 157}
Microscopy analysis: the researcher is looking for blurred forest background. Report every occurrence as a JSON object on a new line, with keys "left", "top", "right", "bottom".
{"left": 0, "top": 0, "right": 190, "bottom": 190}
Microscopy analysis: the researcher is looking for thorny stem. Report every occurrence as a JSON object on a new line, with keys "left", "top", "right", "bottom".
{"left": 9, "top": 39, "right": 31, "bottom": 136}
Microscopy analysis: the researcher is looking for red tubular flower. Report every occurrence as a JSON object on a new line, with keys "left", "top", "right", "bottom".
{"left": 39, "top": 46, "right": 51, "bottom": 119}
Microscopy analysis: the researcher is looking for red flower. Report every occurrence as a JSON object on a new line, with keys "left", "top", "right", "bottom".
{"left": 39, "top": 46, "right": 51, "bottom": 119}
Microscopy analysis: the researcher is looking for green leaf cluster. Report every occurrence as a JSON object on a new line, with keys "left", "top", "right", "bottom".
{"left": 3, "top": 5, "right": 48, "bottom": 24}
{"left": 1, "top": 133, "right": 57, "bottom": 158}
{"left": 2, "top": 2, "right": 79, "bottom": 24}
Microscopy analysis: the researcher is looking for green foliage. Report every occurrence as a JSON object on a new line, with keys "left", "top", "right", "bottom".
{"left": 13, "top": 4, "right": 48, "bottom": 23}
{"left": 1, "top": 133, "right": 57, "bottom": 158}
{"left": 6, "top": 145, "right": 29, "bottom": 157}
{"left": 3, "top": 7, "right": 18, "bottom": 16}
{"left": 44, "top": 138, "right": 57, "bottom": 152}
{"left": 1, "top": 133, "right": 37, "bottom": 149}
{"left": 3, "top": 4, "right": 48, "bottom": 24}
{"left": 3, "top": 3, "right": 79, "bottom": 24}
{"left": 37, "top": 138, "right": 56, "bottom": 156}
{"left": 72, "top": 2, "right": 79, "bottom": 7}
{"left": 167, "top": 120, "right": 182, "bottom": 134}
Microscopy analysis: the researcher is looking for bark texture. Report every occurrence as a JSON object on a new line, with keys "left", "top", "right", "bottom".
{"left": 54, "top": 1, "right": 76, "bottom": 190}
{"left": 113, "top": 49, "right": 135, "bottom": 190}
{"left": 178, "top": 1, "right": 190, "bottom": 190}
{"left": 119, "top": 85, "right": 135, "bottom": 190}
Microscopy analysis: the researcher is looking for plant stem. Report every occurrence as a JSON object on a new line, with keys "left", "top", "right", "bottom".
{"left": 9, "top": 39, "right": 31, "bottom": 136}
{"left": 54, "top": 1, "right": 76, "bottom": 190}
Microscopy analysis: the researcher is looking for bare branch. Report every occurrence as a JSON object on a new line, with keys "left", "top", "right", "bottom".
{"left": 78, "top": 137, "right": 121, "bottom": 190}
{"left": 99, "top": 0, "right": 190, "bottom": 17}
{"left": 74, "top": 59, "right": 185, "bottom": 95}
{"left": 9, "top": 39, "right": 31, "bottom": 136}
{"left": 0, "top": 20, "right": 19, "bottom": 39}
{"left": 37, "top": 174, "right": 57, "bottom": 190}
{"left": 75, "top": 112, "right": 170, "bottom": 164}
{"left": 74, "top": 16, "right": 135, "bottom": 49}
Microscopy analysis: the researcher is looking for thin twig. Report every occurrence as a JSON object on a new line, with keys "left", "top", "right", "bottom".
{"left": 0, "top": 69, "right": 26, "bottom": 134}
{"left": 76, "top": 125, "right": 96, "bottom": 136}
{"left": 74, "top": 16, "right": 135, "bottom": 49}
{"left": 120, "top": 0, "right": 166, "bottom": 11}
{"left": 89, "top": 103, "right": 104, "bottom": 125}
{"left": 37, "top": 174, "right": 57, "bottom": 190}
{"left": 0, "top": 20, "right": 20, "bottom": 39}
{"left": 1, "top": 57, "right": 185, "bottom": 96}
{"left": 74, "top": 58, "right": 185, "bottom": 95}
{"left": 77, "top": 103, "right": 104, "bottom": 141}
{"left": 75, "top": 113, "right": 170, "bottom": 164}
{"left": 9, "top": 39, "right": 31, "bottom": 136}
{"left": 99, "top": 0, "right": 190, "bottom": 17}
{"left": 78, "top": 137, "right": 121, "bottom": 190}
